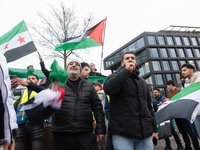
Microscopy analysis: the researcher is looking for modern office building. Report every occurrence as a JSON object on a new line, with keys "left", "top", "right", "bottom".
{"left": 103, "top": 26, "right": 200, "bottom": 98}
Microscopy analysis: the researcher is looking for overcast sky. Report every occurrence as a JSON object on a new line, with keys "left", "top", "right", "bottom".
{"left": 1, "top": 0, "right": 200, "bottom": 76}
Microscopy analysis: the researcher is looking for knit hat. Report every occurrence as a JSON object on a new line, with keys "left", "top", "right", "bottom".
{"left": 66, "top": 59, "right": 82, "bottom": 71}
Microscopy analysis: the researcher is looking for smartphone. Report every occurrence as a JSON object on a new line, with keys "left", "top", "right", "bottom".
{"left": 153, "top": 137, "right": 157, "bottom": 146}
{"left": 10, "top": 75, "right": 17, "bottom": 80}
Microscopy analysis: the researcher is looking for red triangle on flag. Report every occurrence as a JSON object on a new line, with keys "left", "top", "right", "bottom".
{"left": 88, "top": 18, "right": 106, "bottom": 45}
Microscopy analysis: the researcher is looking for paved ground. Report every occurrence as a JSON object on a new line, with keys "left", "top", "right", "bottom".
{"left": 1, "top": 136, "right": 199, "bottom": 150}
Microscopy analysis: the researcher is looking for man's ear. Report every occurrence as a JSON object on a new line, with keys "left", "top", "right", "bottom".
{"left": 121, "top": 62, "right": 123, "bottom": 67}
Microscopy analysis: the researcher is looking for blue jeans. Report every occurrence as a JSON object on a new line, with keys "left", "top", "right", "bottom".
{"left": 14, "top": 123, "right": 44, "bottom": 150}
{"left": 112, "top": 134, "right": 153, "bottom": 150}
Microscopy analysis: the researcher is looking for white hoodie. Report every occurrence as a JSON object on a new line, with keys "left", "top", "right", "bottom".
{"left": 0, "top": 53, "right": 18, "bottom": 144}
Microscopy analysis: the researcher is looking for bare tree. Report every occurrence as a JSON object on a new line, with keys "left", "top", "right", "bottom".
{"left": 29, "top": 2, "right": 95, "bottom": 68}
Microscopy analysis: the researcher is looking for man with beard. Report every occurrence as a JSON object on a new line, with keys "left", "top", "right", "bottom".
{"left": 103, "top": 51, "right": 158, "bottom": 150}
{"left": 51, "top": 59, "right": 106, "bottom": 150}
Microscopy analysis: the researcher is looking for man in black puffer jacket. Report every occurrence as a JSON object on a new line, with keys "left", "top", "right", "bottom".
{"left": 103, "top": 51, "right": 158, "bottom": 150}
{"left": 51, "top": 59, "right": 106, "bottom": 150}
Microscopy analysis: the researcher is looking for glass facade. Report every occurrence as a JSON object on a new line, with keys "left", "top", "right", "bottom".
{"left": 166, "top": 74, "right": 172, "bottom": 81}
{"left": 152, "top": 61, "right": 161, "bottom": 71}
{"left": 177, "top": 48, "right": 185, "bottom": 57}
{"left": 168, "top": 48, "right": 177, "bottom": 57}
{"left": 139, "top": 62, "right": 150, "bottom": 76}
{"left": 171, "top": 61, "right": 179, "bottom": 70}
{"left": 194, "top": 49, "right": 200, "bottom": 57}
{"left": 150, "top": 48, "right": 159, "bottom": 57}
{"left": 160, "top": 48, "right": 168, "bottom": 57}
{"left": 167, "top": 36, "right": 174, "bottom": 45}
{"left": 180, "top": 60, "right": 187, "bottom": 67}
{"left": 196, "top": 60, "right": 200, "bottom": 70}
{"left": 136, "top": 49, "right": 147, "bottom": 64}
{"left": 191, "top": 37, "right": 198, "bottom": 46}
{"left": 154, "top": 74, "right": 164, "bottom": 85}
{"left": 158, "top": 36, "right": 165, "bottom": 45}
{"left": 185, "top": 48, "right": 193, "bottom": 57}
{"left": 183, "top": 37, "right": 190, "bottom": 45}
{"left": 162, "top": 61, "right": 171, "bottom": 70}
{"left": 175, "top": 37, "right": 182, "bottom": 45}
{"left": 148, "top": 36, "right": 157, "bottom": 45}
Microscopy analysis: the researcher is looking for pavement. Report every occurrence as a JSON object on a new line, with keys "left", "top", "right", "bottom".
{"left": 0, "top": 136, "right": 199, "bottom": 150}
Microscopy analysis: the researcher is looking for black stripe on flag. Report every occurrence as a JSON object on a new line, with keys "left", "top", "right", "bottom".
{"left": 4, "top": 41, "right": 37, "bottom": 63}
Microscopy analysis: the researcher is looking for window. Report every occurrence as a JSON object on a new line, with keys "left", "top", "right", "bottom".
{"left": 137, "top": 37, "right": 145, "bottom": 49}
{"left": 166, "top": 74, "right": 172, "bottom": 81}
{"left": 167, "top": 36, "right": 174, "bottom": 45}
{"left": 150, "top": 48, "right": 159, "bottom": 57}
{"left": 128, "top": 42, "right": 137, "bottom": 52}
{"left": 154, "top": 74, "right": 164, "bottom": 85}
{"left": 188, "top": 60, "right": 196, "bottom": 69}
{"left": 177, "top": 48, "right": 185, "bottom": 57}
{"left": 171, "top": 61, "right": 179, "bottom": 70}
{"left": 185, "top": 49, "right": 193, "bottom": 57}
{"left": 183, "top": 37, "right": 190, "bottom": 45}
{"left": 160, "top": 48, "right": 168, "bottom": 57}
{"left": 196, "top": 60, "right": 200, "bottom": 70}
{"left": 175, "top": 37, "right": 182, "bottom": 45}
{"left": 158, "top": 36, "right": 165, "bottom": 45}
{"left": 162, "top": 61, "right": 171, "bottom": 70}
{"left": 152, "top": 61, "right": 161, "bottom": 71}
{"left": 146, "top": 76, "right": 153, "bottom": 85}
{"left": 194, "top": 49, "right": 200, "bottom": 57}
{"left": 175, "top": 74, "right": 181, "bottom": 85}
{"left": 147, "top": 36, "right": 156, "bottom": 45}
{"left": 168, "top": 48, "right": 177, "bottom": 57}
{"left": 191, "top": 37, "right": 198, "bottom": 46}
{"left": 180, "top": 60, "right": 187, "bottom": 67}
{"left": 144, "top": 62, "right": 150, "bottom": 74}
{"left": 139, "top": 67, "right": 144, "bottom": 76}
{"left": 136, "top": 49, "right": 147, "bottom": 64}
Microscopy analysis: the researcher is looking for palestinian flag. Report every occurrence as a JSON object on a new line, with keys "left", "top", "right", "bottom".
{"left": 55, "top": 18, "right": 106, "bottom": 51}
{"left": 0, "top": 20, "right": 37, "bottom": 63}
{"left": 155, "top": 82, "right": 200, "bottom": 125}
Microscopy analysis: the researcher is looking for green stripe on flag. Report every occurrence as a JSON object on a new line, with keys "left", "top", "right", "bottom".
{"left": 0, "top": 21, "right": 27, "bottom": 45}
{"left": 55, "top": 38, "right": 102, "bottom": 51}
{"left": 170, "top": 82, "right": 200, "bottom": 101}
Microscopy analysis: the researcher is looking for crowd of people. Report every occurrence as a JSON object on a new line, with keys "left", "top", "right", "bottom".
{"left": 1, "top": 51, "right": 200, "bottom": 150}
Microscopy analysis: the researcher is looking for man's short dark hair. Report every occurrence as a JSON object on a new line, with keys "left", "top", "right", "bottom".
{"left": 27, "top": 65, "right": 33, "bottom": 69}
{"left": 90, "top": 63, "right": 95, "bottom": 66}
{"left": 28, "top": 74, "right": 39, "bottom": 81}
{"left": 121, "top": 51, "right": 136, "bottom": 62}
{"left": 166, "top": 80, "right": 175, "bottom": 86}
{"left": 181, "top": 64, "right": 195, "bottom": 71}
{"left": 153, "top": 88, "right": 160, "bottom": 92}
{"left": 81, "top": 62, "right": 89, "bottom": 69}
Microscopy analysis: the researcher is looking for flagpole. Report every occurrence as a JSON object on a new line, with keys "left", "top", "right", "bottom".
{"left": 23, "top": 20, "right": 40, "bottom": 56}
{"left": 100, "top": 17, "right": 107, "bottom": 74}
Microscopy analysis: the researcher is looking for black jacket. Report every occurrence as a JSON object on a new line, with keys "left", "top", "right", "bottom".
{"left": 103, "top": 66, "right": 157, "bottom": 140}
{"left": 51, "top": 77, "right": 106, "bottom": 134}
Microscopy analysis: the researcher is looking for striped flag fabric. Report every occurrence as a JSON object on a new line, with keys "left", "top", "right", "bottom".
{"left": 155, "top": 82, "right": 200, "bottom": 125}
{"left": 55, "top": 18, "right": 106, "bottom": 51}
{"left": 0, "top": 21, "right": 37, "bottom": 63}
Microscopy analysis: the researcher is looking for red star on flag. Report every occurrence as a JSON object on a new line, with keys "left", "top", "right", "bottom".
{"left": 17, "top": 36, "right": 25, "bottom": 44}
{"left": 4, "top": 44, "right": 8, "bottom": 50}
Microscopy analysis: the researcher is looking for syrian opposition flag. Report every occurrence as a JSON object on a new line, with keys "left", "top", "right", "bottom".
{"left": 155, "top": 82, "right": 200, "bottom": 125}
{"left": 0, "top": 20, "right": 37, "bottom": 63}
{"left": 55, "top": 18, "right": 107, "bottom": 51}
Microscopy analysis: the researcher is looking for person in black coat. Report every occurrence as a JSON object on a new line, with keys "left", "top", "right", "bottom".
{"left": 103, "top": 51, "right": 158, "bottom": 150}
{"left": 51, "top": 59, "right": 106, "bottom": 150}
